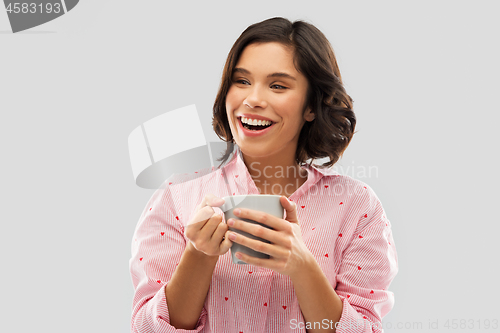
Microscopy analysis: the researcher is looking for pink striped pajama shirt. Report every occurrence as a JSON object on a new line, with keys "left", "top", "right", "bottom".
{"left": 130, "top": 148, "right": 398, "bottom": 332}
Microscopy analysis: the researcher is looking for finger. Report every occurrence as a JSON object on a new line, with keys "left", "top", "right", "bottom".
{"left": 197, "top": 193, "right": 225, "bottom": 210}
{"left": 198, "top": 214, "right": 223, "bottom": 240}
{"left": 233, "top": 208, "right": 282, "bottom": 231}
{"left": 187, "top": 205, "right": 215, "bottom": 228}
{"left": 228, "top": 218, "right": 281, "bottom": 245}
{"left": 219, "top": 230, "right": 234, "bottom": 253}
{"left": 228, "top": 231, "right": 279, "bottom": 257}
{"left": 211, "top": 220, "right": 228, "bottom": 242}
{"left": 281, "top": 196, "right": 299, "bottom": 224}
{"left": 233, "top": 251, "right": 272, "bottom": 269}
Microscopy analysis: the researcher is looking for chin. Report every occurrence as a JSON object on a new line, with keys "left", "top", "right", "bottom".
{"left": 239, "top": 146, "right": 275, "bottom": 159}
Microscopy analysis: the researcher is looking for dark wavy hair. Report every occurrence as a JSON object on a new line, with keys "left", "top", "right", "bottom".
{"left": 212, "top": 17, "right": 356, "bottom": 169}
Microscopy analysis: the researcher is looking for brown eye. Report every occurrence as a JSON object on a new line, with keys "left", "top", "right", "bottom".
{"left": 234, "top": 79, "right": 250, "bottom": 85}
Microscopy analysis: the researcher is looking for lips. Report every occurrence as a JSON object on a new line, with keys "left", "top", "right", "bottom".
{"left": 237, "top": 116, "right": 275, "bottom": 137}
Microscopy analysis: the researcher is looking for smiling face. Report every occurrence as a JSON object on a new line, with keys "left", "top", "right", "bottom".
{"left": 225, "top": 42, "right": 314, "bottom": 164}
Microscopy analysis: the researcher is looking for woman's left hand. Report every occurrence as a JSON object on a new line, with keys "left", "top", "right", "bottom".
{"left": 227, "top": 196, "right": 314, "bottom": 277}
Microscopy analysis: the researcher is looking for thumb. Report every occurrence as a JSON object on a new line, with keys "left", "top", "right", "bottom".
{"left": 281, "top": 196, "right": 299, "bottom": 224}
{"left": 219, "top": 230, "right": 234, "bottom": 254}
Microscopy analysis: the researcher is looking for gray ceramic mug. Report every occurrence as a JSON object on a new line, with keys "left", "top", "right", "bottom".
{"left": 221, "top": 194, "right": 284, "bottom": 264}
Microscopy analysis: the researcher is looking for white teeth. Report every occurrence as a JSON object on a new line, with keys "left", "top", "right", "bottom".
{"left": 241, "top": 117, "right": 272, "bottom": 126}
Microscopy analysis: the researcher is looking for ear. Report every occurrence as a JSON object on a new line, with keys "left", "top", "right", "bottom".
{"left": 303, "top": 107, "right": 315, "bottom": 122}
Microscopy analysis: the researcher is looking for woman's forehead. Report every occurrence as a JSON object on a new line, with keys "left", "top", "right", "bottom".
{"left": 236, "top": 43, "right": 298, "bottom": 73}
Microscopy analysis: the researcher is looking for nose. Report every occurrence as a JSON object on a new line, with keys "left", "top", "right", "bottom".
{"left": 243, "top": 86, "right": 268, "bottom": 109}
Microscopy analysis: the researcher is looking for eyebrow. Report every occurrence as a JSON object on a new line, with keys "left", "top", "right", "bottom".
{"left": 233, "top": 67, "right": 297, "bottom": 81}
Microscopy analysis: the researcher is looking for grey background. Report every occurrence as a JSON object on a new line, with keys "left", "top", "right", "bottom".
{"left": 1, "top": 1, "right": 499, "bottom": 332}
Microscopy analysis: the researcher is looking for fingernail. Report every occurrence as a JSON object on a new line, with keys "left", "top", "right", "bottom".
{"left": 227, "top": 218, "right": 234, "bottom": 226}
{"left": 235, "top": 252, "right": 242, "bottom": 259}
{"left": 229, "top": 232, "right": 237, "bottom": 241}
{"left": 234, "top": 208, "right": 241, "bottom": 215}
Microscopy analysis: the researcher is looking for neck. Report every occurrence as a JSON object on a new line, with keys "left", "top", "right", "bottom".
{"left": 241, "top": 151, "right": 308, "bottom": 197}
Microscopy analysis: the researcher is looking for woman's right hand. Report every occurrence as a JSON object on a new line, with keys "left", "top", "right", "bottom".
{"left": 184, "top": 193, "right": 233, "bottom": 256}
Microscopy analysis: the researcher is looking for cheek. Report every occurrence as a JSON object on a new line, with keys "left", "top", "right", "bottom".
{"left": 273, "top": 95, "right": 305, "bottom": 117}
{"left": 225, "top": 86, "right": 239, "bottom": 111}
{"left": 285, "top": 94, "right": 306, "bottom": 108}
{"left": 225, "top": 88, "right": 238, "bottom": 133}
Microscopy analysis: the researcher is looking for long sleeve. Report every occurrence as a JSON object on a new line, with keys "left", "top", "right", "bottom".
{"left": 129, "top": 183, "right": 208, "bottom": 332}
{"left": 128, "top": 151, "right": 399, "bottom": 332}
{"left": 334, "top": 188, "right": 398, "bottom": 332}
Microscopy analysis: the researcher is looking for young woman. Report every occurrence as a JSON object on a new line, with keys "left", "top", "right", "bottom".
{"left": 130, "top": 17, "right": 398, "bottom": 333}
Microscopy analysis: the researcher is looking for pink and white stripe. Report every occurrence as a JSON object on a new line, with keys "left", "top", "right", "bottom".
{"left": 130, "top": 148, "right": 398, "bottom": 332}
